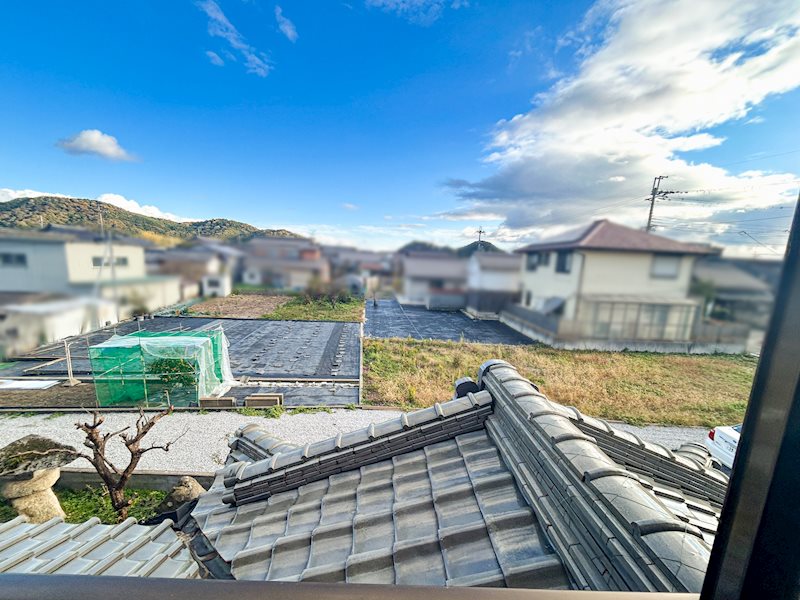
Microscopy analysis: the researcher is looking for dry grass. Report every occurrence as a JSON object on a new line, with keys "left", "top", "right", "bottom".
{"left": 188, "top": 294, "right": 292, "bottom": 319}
{"left": 363, "top": 338, "right": 757, "bottom": 427}
{"left": 262, "top": 297, "right": 365, "bottom": 322}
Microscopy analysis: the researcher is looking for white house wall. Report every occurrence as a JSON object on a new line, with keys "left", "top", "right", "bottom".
{"left": 579, "top": 251, "right": 694, "bottom": 299}
{"left": 468, "top": 260, "right": 520, "bottom": 292}
{"left": 519, "top": 252, "right": 583, "bottom": 319}
{"left": 0, "top": 240, "right": 71, "bottom": 293}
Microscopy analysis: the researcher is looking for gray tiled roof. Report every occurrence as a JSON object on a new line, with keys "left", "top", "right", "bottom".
{"left": 184, "top": 359, "right": 727, "bottom": 592}
{"left": 221, "top": 392, "right": 494, "bottom": 507}
{"left": 190, "top": 430, "right": 568, "bottom": 587}
{"left": 480, "top": 360, "right": 716, "bottom": 592}
{"left": 0, "top": 516, "right": 198, "bottom": 578}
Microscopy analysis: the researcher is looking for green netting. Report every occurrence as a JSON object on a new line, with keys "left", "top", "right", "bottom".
{"left": 89, "top": 327, "right": 234, "bottom": 407}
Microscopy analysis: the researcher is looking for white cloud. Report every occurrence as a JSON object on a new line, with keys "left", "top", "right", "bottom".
{"left": 0, "top": 188, "right": 70, "bottom": 203}
{"left": 0, "top": 188, "right": 194, "bottom": 223}
{"left": 365, "top": 0, "right": 466, "bottom": 26}
{"left": 446, "top": 0, "right": 800, "bottom": 251}
{"left": 197, "top": 0, "right": 272, "bottom": 77}
{"left": 275, "top": 6, "right": 298, "bottom": 42}
{"left": 95, "top": 193, "right": 195, "bottom": 222}
{"left": 57, "top": 129, "right": 134, "bottom": 161}
{"left": 206, "top": 50, "right": 225, "bottom": 66}
{"left": 342, "top": 202, "right": 359, "bottom": 210}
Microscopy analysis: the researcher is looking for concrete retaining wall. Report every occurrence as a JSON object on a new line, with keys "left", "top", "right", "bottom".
{"left": 56, "top": 468, "right": 215, "bottom": 492}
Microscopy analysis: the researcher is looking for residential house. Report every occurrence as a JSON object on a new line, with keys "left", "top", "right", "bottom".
{"left": 146, "top": 245, "right": 232, "bottom": 300}
{"left": 503, "top": 219, "right": 747, "bottom": 352}
{"left": 322, "top": 245, "right": 394, "bottom": 294}
{"left": 240, "top": 236, "right": 330, "bottom": 291}
{"left": 398, "top": 252, "right": 468, "bottom": 309}
{"left": 693, "top": 257, "right": 775, "bottom": 329}
{"left": 0, "top": 292, "right": 117, "bottom": 358}
{"left": 465, "top": 251, "right": 522, "bottom": 318}
{"left": 0, "top": 226, "right": 181, "bottom": 320}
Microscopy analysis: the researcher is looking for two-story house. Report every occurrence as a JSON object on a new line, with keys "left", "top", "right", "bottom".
{"left": 0, "top": 225, "right": 182, "bottom": 319}
{"left": 500, "top": 220, "right": 745, "bottom": 352}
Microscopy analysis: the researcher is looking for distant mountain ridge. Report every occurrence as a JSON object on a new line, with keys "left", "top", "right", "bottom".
{"left": 0, "top": 196, "right": 300, "bottom": 245}
{"left": 399, "top": 239, "right": 504, "bottom": 257}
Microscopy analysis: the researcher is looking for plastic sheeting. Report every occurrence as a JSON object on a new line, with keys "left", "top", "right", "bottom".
{"left": 89, "top": 327, "right": 235, "bottom": 407}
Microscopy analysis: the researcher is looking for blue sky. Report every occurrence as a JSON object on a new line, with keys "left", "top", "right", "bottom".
{"left": 1, "top": 0, "right": 798, "bottom": 254}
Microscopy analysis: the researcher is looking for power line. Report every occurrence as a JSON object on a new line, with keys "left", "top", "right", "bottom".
{"left": 715, "top": 148, "right": 800, "bottom": 168}
{"left": 739, "top": 231, "right": 783, "bottom": 255}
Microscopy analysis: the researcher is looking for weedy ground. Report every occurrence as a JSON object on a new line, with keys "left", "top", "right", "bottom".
{"left": 362, "top": 338, "right": 756, "bottom": 427}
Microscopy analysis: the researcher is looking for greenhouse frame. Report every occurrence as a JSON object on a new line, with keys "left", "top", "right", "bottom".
{"left": 88, "top": 327, "right": 234, "bottom": 407}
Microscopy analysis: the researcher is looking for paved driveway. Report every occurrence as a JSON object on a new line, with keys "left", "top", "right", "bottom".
{"left": 365, "top": 299, "right": 532, "bottom": 344}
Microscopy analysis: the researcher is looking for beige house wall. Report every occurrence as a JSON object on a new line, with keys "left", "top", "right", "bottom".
{"left": 579, "top": 251, "right": 694, "bottom": 298}
{"left": 64, "top": 242, "right": 146, "bottom": 284}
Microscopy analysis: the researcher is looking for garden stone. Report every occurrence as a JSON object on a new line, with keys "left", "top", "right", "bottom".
{"left": 156, "top": 476, "right": 206, "bottom": 513}
{"left": 1, "top": 469, "right": 65, "bottom": 522}
{"left": 0, "top": 435, "right": 78, "bottom": 523}
{"left": 0, "top": 435, "right": 79, "bottom": 477}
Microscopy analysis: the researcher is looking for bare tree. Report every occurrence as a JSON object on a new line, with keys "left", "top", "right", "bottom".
{"left": 75, "top": 407, "right": 181, "bottom": 521}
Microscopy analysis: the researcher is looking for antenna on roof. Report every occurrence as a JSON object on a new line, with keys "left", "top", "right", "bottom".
{"left": 477, "top": 226, "right": 485, "bottom": 250}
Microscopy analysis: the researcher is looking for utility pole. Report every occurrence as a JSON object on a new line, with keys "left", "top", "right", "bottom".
{"left": 646, "top": 175, "right": 668, "bottom": 232}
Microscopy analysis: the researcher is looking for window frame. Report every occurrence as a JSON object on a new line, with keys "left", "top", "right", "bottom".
{"left": 555, "top": 250, "right": 573, "bottom": 274}
{"left": 650, "top": 253, "right": 682, "bottom": 279}
{"left": 0, "top": 253, "right": 27, "bottom": 267}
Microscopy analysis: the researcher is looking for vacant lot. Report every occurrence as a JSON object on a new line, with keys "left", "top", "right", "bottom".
{"left": 189, "top": 294, "right": 364, "bottom": 322}
{"left": 263, "top": 297, "right": 365, "bottom": 322}
{"left": 363, "top": 338, "right": 757, "bottom": 427}
{"left": 189, "top": 294, "right": 291, "bottom": 319}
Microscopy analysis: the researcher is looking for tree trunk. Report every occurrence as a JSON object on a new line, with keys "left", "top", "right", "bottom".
{"left": 109, "top": 487, "right": 129, "bottom": 521}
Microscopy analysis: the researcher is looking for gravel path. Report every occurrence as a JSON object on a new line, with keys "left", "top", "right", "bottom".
{"left": 613, "top": 423, "right": 708, "bottom": 448}
{"left": 0, "top": 411, "right": 708, "bottom": 475}
{"left": 0, "top": 409, "right": 401, "bottom": 474}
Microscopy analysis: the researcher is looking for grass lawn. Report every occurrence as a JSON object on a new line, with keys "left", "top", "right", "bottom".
{"left": 363, "top": 338, "right": 757, "bottom": 427}
{"left": 262, "top": 297, "right": 365, "bottom": 322}
{"left": 0, "top": 486, "right": 167, "bottom": 523}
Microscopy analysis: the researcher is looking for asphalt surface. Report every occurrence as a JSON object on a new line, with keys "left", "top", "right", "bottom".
{"left": 364, "top": 299, "right": 532, "bottom": 344}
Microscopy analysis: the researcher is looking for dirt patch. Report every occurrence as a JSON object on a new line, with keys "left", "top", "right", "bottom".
{"left": 0, "top": 383, "right": 99, "bottom": 409}
{"left": 188, "top": 294, "right": 292, "bottom": 319}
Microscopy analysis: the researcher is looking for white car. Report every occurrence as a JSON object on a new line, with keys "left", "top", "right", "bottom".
{"left": 705, "top": 424, "right": 741, "bottom": 471}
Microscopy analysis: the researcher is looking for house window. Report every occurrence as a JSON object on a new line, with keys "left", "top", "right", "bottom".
{"left": 0, "top": 253, "right": 27, "bottom": 267}
{"left": 540, "top": 252, "right": 550, "bottom": 266}
{"left": 555, "top": 251, "right": 573, "bottom": 274}
{"left": 92, "top": 256, "right": 129, "bottom": 267}
{"left": 651, "top": 254, "right": 681, "bottom": 279}
{"left": 525, "top": 291, "right": 532, "bottom": 307}
{"left": 525, "top": 253, "right": 539, "bottom": 271}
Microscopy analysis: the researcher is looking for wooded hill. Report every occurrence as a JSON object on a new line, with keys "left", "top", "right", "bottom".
{"left": 0, "top": 196, "right": 299, "bottom": 245}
